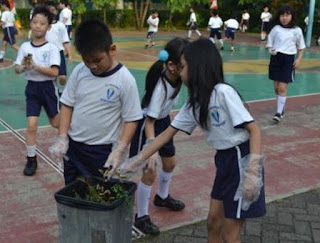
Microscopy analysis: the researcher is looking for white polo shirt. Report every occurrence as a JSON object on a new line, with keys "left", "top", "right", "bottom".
{"left": 261, "top": 12, "right": 272, "bottom": 22}
{"left": 147, "top": 16, "right": 159, "bottom": 32}
{"left": 225, "top": 19, "right": 239, "bottom": 29}
{"left": 15, "top": 41, "right": 60, "bottom": 81}
{"left": 190, "top": 12, "right": 197, "bottom": 23}
{"left": 60, "top": 63, "right": 143, "bottom": 145}
{"left": 171, "top": 83, "right": 253, "bottom": 150}
{"left": 1, "top": 10, "right": 14, "bottom": 28}
{"left": 46, "top": 21, "right": 70, "bottom": 51}
{"left": 208, "top": 16, "right": 223, "bottom": 29}
{"left": 266, "top": 25, "right": 306, "bottom": 55}
{"left": 143, "top": 76, "right": 179, "bottom": 119}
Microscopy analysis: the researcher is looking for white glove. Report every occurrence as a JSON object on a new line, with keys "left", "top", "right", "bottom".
{"left": 104, "top": 140, "right": 129, "bottom": 179}
{"left": 268, "top": 48, "right": 277, "bottom": 56}
{"left": 49, "top": 134, "right": 69, "bottom": 162}
{"left": 234, "top": 154, "right": 265, "bottom": 211}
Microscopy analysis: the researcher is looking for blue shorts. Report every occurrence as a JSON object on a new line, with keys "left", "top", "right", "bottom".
{"left": 58, "top": 50, "right": 67, "bottom": 76}
{"left": 211, "top": 140, "right": 266, "bottom": 219}
{"left": 225, "top": 27, "right": 236, "bottom": 40}
{"left": 66, "top": 25, "right": 72, "bottom": 37}
{"left": 3, "top": 27, "right": 16, "bottom": 45}
{"left": 129, "top": 115, "right": 175, "bottom": 158}
{"left": 269, "top": 52, "right": 295, "bottom": 83}
{"left": 189, "top": 22, "right": 198, "bottom": 31}
{"left": 261, "top": 22, "right": 270, "bottom": 32}
{"left": 63, "top": 138, "right": 112, "bottom": 185}
{"left": 25, "top": 80, "right": 59, "bottom": 118}
{"left": 147, "top": 31, "right": 155, "bottom": 39}
{"left": 210, "top": 28, "right": 222, "bottom": 39}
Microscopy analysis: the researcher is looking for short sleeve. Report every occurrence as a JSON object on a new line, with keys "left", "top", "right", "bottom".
{"left": 296, "top": 28, "right": 306, "bottom": 50}
{"left": 15, "top": 43, "right": 26, "bottom": 65}
{"left": 60, "top": 24, "right": 70, "bottom": 43}
{"left": 144, "top": 81, "right": 165, "bottom": 119}
{"left": 222, "top": 86, "right": 253, "bottom": 127}
{"left": 49, "top": 44, "right": 61, "bottom": 67}
{"left": 171, "top": 102, "right": 197, "bottom": 135}
{"left": 266, "top": 27, "right": 276, "bottom": 48}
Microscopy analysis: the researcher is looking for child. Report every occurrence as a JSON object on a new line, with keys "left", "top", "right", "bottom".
{"left": 14, "top": 5, "right": 61, "bottom": 176}
{"left": 45, "top": 1, "right": 72, "bottom": 97}
{"left": 240, "top": 10, "right": 250, "bottom": 33}
{"left": 224, "top": 15, "right": 239, "bottom": 51}
{"left": 145, "top": 10, "right": 159, "bottom": 49}
{"left": 207, "top": 9, "right": 223, "bottom": 50}
{"left": 58, "top": 0, "right": 71, "bottom": 38}
{"left": 266, "top": 5, "right": 305, "bottom": 123}
{"left": 0, "top": 0, "right": 19, "bottom": 62}
{"left": 49, "top": 20, "right": 142, "bottom": 185}
{"left": 260, "top": 6, "right": 272, "bottom": 41}
{"left": 66, "top": 3, "right": 72, "bottom": 40}
{"left": 120, "top": 39, "right": 266, "bottom": 242}
{"left": 130, "top": 37, "right": 189, "bottom": 235}
{"left": 187, "top": 7, "right": 202, "bottom": 39}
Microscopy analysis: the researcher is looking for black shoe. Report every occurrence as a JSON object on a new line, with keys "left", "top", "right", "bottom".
{"left": 23, "top": 156, "right": 37, "bottom": 176}
{"left": 272, "top": 113, "right": 283, "bottom": 123}
{"left": 0, "top": 58, "right": 3, "bottom": 63}
{"left": 220, "top": 46, "right": 224, "bottom": 51}
{"left": 154, "top": 194, "right": 185, "bottom": 211}
{"left": 134, "top": 214, "right": 160, "bottom": 235}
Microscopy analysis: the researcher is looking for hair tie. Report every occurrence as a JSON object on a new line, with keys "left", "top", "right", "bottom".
{"left": 158, "top": 50, "right": 169, "bottom": 62}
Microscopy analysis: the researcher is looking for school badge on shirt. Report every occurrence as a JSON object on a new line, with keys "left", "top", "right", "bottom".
{"left": 210, "top": 105, "right": 225, "bottom": 127}
{"left": 100, "top": 84, "right": 119, "bottom": 103}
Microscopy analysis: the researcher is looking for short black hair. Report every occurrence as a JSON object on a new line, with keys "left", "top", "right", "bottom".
{"left": 75, "top": 20, "right": 113, "bottom": 56}
{"left": 60, "top": 0, "right": 69, "bottom": 6}
{"left": 0, "top": 0, "right": 10, "bottom": 9}
{"left": 31, "top": 5, "right": 54, "bottom": 25}
{"left": 46, "top": 1, "right": 57, "bottom": 8}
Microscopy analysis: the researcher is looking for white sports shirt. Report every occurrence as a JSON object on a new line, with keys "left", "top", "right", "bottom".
{"left": 190, "top": 12, "right": 197, "bottom": 23}
{"left": 60, "top": 63, "right": 143, "bottom": 145}
{"left": 208, "top": 16, "right": 223, "bottom": 29}
{"left": 261, "top": 12, "right": 272, "bottom": 22}
{"left": 46, "top": 21, "right": 70, "bottom": 51}
{"left": 171, "top": 83, "right": 253, "bottom": 150}
{"left": 266, "top": 25, "right": 306, "bottom": 55}
{"left": 225, "top": 19, "right": 239, "bottom": 29}
{"left": 15, "top": 42, "right": 60, "bottom": 81}
{"left": 147, "top": 16, "right": 159, "bottom": 32}
{"left": 59, "top": 8, "right": 70, "bottom": 25}
{"left": 1, "top": 10, "right": 14, "bottom": 28}
{"left": 143, "top": 76, "right": 179, "bottom": 119}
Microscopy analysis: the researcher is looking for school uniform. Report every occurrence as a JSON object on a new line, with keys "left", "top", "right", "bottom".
{"left": 267, "top": 25, "right": 306, "bottom": 83}
{"left": 15, "top": 42, "right": 61, "bottom": 118}
{"left": 46, "top": 21, "right": 70, "bottom": 76}
{"left": 130, "top": 75, "right": 179, "bottom": 158}
{"left": 59, "top": 8, "right": 72, "bottom": 37}
{"left": 260, "top": 12, "right": 272, "bottom": 32}
{"left": 208, "top": 16, "right": 223, "bottom": 39}
{"left": 189, "top": 12, "right": 198, "bottom": 30}
{"left": 1, "top": 10, "right": 16, "bottom": 45}
{"left": 60, "top": 62, "right": 143, "bottom": 184}
{"left": 146, "top": 15, "right": 159, "bottom": 38}
{"left": 224, "top": 19, "right": 239, "bottom": 40}
{"left": 242, "top": 12, "right": 250, "bottom": 26}
{"left": 171, "top": 83, "right": 266, "bottom": 219}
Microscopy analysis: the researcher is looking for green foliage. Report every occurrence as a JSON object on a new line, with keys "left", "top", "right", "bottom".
{"left": 16, "top": 8, "right": 31, "bottom": 29}
{"left": 91, "top": 0, "right": 118, "bottom": 24}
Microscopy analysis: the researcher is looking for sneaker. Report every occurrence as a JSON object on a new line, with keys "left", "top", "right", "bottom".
{"left": 272, "top": 113, "right": 284, "bottom": 123}
{"left": 134, "top": 214, "right": 160, "bottom": 235}
{"left": 154, "top": 194, "right": 185, "bottom": 211}
{"left": 231, "top": 46, "right": 235, "bottom": 52}
{"left": 23, "top": 156, "right": 37, "bottom": 176}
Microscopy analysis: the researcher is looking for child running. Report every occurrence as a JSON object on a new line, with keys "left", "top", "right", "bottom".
{"left": 240, "top": 10, "right": 250, "bottom": 33}
{"left": 45, "top": 1, "right": 72, "bottom": 97}
{"left": 208, "top": 9, "right": 223, "bottom": 50}
{"left": 260, "top": 6, "right": 272, "bottom": 41}
{"left": 187, "top": 7, "right": 202, "bottom": 39}
{"left": 49, "top": 20, "right": 142, "bottom": 185}
{"left": 266, "top": 5, "right": 305, "bottom": 123}
{"left": 120, "top": 39, "right": 266, "bottom": 242}
{"left": 130, "top": 37, "right": 189, "bottom": 235}
{"left": 145, "top": 10, "right": 159, "bottom": 49}
{"left": 224, "top": 15, "right": 239, "bottom": 52}
{"left": 14, "top": 5, "right": 61, "bottom": 176}
{"left": 0, "top": 0, "right": 19, "bottom": 62}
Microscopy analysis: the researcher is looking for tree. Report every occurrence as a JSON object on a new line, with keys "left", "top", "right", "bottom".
{"left": 92, "top": 0, "right": 118, "bottom": 24}
{"left": 128, "top": 0, "right": 151, "bottom": 30}
{"left": 72, "top": 0, "right": 87, "bottom": 25}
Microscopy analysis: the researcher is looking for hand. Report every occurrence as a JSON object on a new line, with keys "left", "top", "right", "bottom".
{"left": 49, "top": 134, "right": 69, "bottom": 162}
{"left": 104, "top": 141, "right": 128, "bottom": 179}
{"left": 268, "top": 48, "right": 277, "bottom": 56}
{"left": 293, "top": 58, "right": 301, "bottom": 69}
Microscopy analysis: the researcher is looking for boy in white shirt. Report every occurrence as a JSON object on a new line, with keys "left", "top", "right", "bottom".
{"left": 145, "top": 11, "right": 159, "bottom": 49}
{"left": 240, "top": 10, "right": 250, "bottom": 32}
{"left": 187, "top": 7, "right": 202, "bottom": 39}
{"left": 224, "top": 15, "right": 239, "bottom": 52}
{"left": 58, "top": 0, "right": 71, "bottom": 39}
{"left": 208, "top": 9, "right": 223, "bottom": 50}
{"left": 0, "top": 0, "right": 19, "bottom": 62}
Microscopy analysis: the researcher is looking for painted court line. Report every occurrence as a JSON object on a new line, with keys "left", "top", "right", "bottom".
{"left": 118, "top": 49, "right": 157, "bottom": 59}
{"left": 0, "top": 58, "right": 15, "bottom": 70}
{"left": 0, "top": 117, "right": 63, "bottom": 175}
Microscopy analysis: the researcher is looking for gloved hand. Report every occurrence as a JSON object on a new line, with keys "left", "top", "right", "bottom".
{"left": 268, "top": 48, "right": 277, "bottom": 56}
{"left": 234, "top": 153, "right": 265, "bottom": 211}
{"left": 49, "top": 134, "right": 69, "bottom": 163}
{"left": 104, "top": 140, "right": 129, "bottom": 179}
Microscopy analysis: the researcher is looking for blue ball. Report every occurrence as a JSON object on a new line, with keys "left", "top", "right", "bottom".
{"left": 158, "top": 50, "right": 169, "bottom": 62}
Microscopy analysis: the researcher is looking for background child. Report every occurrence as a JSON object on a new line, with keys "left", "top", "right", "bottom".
{"left": 145, "top": 10, "right": 159, "bottom": 49}
{"left": 49, "top": 20, "right": 142, "bottom": 185}
{"left": 208, "top": 9, "right": 223, "bottom": 50}
{"left": 120, "top": 39, "right": 266, "bottom": 242}
{"left": 14, "top": 5, "right": 61, "bottom": 176}
{"left": 224, "top": 15, "right": 239, "bottom": 51}
{"left": 260, "top": 6, "right": 272, "bottom": 41}
{"left": 58, "top": 0, "right": 72, "bottom": 38}
{"left": 240, "top": 10, "right": 250, "bottom": 32}
{"left": 130, "top": 37, "right": 189, "bottom": 235}
{"left": 266, "top": 5, "right": 305, "bottom": 123}
{"left": 187, "top": 7, "right": 202, "bottom": 39}
{"left": 0, "top": 0, "right": 19, "bottom": 62}
{"left": 45, "top": 1, "right": 72, "bottom": 97}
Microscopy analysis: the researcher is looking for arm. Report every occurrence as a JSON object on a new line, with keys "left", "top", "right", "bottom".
{"left": 293, "top": 49, "right": 305, "bottom": 69}
{"left": 118, "top": 121, "right": 138, "bottom": 145}
{"left": 144, "top": 116, "right": 156, "bottom": 139}
{"left": 14, "top": 64, "right": 25, "bottom": 74}
{"left": 34, "top": 65, "right": 59, "bottom": 77}
{"left": 244, "top": 121, "right": 261, "bottom": 175}
{"left": 58, "top": 104, "right": 73, "bottom": 135}
{"left": 63, "top": 42, "right": 72, "bottom": 61}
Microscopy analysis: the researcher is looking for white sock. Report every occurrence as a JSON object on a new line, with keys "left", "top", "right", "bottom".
{"left": 261, "top": 33, "right": 266, "bottom": 40}
{"left": 277, "top": 95, "right": 286, "bottom": 114}
{"left": 26, "top": 145, "right": 36, "bottom": 157}
{"left": 219, "top": 39, "right": 223, "bottom": 46}
{"left": 137, "top": 181, "right": 152, "bottom": 218}
{"left": 209, "top": 37, "right": 215, "bottom": 43}
{"left": 157, "top": 170, "right": 172, "bottom": 199}
{"left": 196, "top": 30, "right": 202, "bottom": 36}
{"left": 0, "top": 51, "right": 5, "bottom": 59}
{"left": 187, "top": 30, "right": 192, "bottom": 38}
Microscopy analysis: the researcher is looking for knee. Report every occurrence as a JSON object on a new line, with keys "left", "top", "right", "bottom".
{"left": 162, "top": 157, "right": 176, "bottom": 172}
{"left": 141, "top": 167, "right": 157, "bottom": 185}
{"left": 27, "top": 123, "right": 37, "bottom": 134}
{"left": 207, "top": 212, "right": 223, "bottom": 234}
